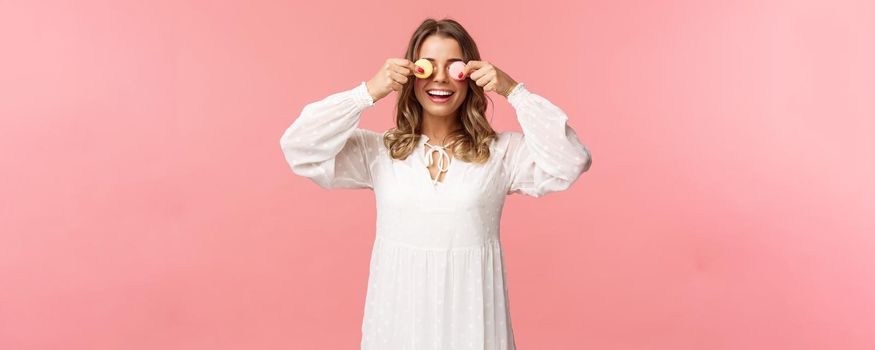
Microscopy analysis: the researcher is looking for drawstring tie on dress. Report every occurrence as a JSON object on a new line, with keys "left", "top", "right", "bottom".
{"left": 422, "top": 142, "right": 452, "bottom": 186}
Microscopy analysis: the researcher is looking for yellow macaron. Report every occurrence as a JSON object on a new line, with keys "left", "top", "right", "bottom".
{"left": 413, "top": 58, "right": 433, "bottom": 79}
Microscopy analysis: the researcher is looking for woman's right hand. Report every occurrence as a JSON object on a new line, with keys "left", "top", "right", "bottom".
{"left": 366, "top": 58, "right": 416, "bottom": 103}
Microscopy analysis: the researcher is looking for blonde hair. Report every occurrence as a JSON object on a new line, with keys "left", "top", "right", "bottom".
{"left": 383, "top": 18, "right": 497, "bottom": 164}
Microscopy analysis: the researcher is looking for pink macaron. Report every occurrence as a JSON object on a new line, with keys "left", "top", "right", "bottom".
{"left": 448, "top": 61, "right": 466, "bottom": 80}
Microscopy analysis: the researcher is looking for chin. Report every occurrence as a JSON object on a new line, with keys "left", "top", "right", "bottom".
{"left": 423, "top": 106, "right": 457, "bottom": 118}
{"left": 416, "top": 94, "right": 465, "bottom": 118}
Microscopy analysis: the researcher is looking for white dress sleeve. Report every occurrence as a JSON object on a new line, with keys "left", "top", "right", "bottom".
{"left": 503, "top": 82, "right": 593, "bottom": 197}
{"left": 279, "top": 81, "right": 382, "bottom": 190}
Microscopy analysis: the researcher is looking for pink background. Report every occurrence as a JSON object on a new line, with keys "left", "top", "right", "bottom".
{"left": 2, "top": 0, "right": 874, "bottom": 349}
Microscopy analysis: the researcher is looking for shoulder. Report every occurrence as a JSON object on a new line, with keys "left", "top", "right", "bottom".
{"left": 492, "top": 130, "right": 521, "bottom": 142}
{"left": 357, "top": 128, "right": 386, "bottom": 140}
{"left": 354, "top": 128, "right": 386, "bottom": 142}
{"left": 351, "top": 128, "right": 389, "bottom": 156}
{"left": 489, "top": 131, "right": 525, "bottom": 162}
{"left": 492, "top": 131, "right": 524, "bottom": 151}
{"left": 355, "top": 128, "right": 389, "bottom": 159}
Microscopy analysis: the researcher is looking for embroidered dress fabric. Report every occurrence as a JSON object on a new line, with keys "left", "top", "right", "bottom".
{"left": 280, "top": 81, "right": 592, "bottom": 350}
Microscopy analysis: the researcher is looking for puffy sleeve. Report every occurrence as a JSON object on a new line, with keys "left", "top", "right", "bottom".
{"left": 503, "top": 82, "right": 593, "bottom": 198}
{"left": 279, "top": 81, "right": 383, "bottom": 190}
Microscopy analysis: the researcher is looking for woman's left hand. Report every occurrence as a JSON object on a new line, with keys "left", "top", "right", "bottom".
{"left": 464, "top": 60, "right": 519, "bottom": 97}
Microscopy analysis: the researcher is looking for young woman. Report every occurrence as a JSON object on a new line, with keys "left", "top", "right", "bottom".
{"left": 280, "top": 18, "right": 592, "bottom": 350}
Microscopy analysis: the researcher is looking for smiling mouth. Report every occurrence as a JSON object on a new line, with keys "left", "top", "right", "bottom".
{"left": 426, "top": 89, "right": 454, "bottom": 104}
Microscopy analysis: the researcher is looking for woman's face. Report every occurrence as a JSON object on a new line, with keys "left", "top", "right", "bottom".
{"left": 413, "top": 35, "right": 469, "bottom": 119}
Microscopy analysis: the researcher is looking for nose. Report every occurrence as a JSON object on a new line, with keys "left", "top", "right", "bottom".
{"left": 431, "top": 63, "right": 449, "bottom": 82}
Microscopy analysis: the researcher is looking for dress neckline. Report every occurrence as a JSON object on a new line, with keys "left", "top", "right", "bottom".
{"left": 418, "top": 134, "right": 456, "bottom": 187}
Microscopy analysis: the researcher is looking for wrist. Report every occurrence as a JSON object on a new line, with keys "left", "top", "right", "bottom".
{"left": 500, "top": 82, "right": 519, "bottom": 97}
{"left": 365, "top": 80, "right": 381, "bottom": 102}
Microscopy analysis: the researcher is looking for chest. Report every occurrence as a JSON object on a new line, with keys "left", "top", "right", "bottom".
{"left": 374, "top": 147, "right": 508, "bottom": 211}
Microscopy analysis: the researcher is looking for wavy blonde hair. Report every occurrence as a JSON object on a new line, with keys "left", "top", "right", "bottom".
{"left": 383, "top": 18, "right": 497, "bottom": 164}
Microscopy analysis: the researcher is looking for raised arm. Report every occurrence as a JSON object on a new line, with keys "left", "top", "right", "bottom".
{"left": 279, "top": 81, "right": 382, "bottom": 190}
{"left": 503, "top": 83, "right": 593, "bottom": 197}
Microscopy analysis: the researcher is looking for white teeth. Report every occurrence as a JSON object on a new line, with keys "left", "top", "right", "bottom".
{"left": 427, "top": 90, "right": 453, "bottom": 96}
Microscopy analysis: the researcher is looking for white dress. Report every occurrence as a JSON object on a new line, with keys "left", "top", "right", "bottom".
{"left": 280, "top": 81, "right": 592, "bottom": 350}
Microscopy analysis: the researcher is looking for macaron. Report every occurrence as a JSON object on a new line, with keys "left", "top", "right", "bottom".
{"left": 448, "top": 61, "right": 466, "bottom": 80}
{"left": 413, "top": 58, "right": 433, "bottom": 79}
